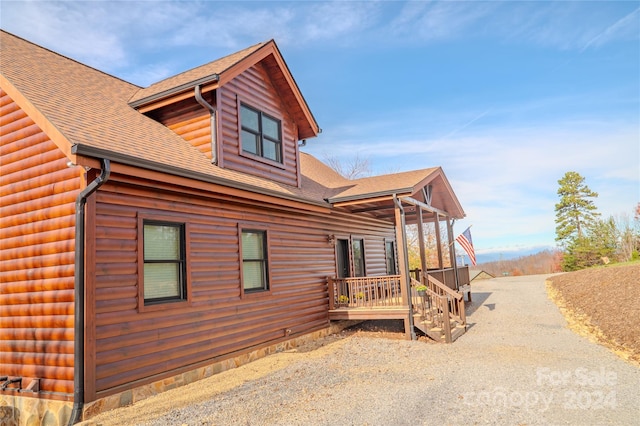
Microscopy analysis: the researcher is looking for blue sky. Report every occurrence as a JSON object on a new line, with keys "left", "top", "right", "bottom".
{"left": 2, "top": 1, "right": 639, "bottom": 257}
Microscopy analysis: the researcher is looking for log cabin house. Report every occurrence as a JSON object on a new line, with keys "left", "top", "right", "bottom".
{"left": 0, "top": 30, "right": 470, "bottom": 425}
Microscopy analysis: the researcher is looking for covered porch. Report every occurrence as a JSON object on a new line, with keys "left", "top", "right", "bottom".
{"left": 327, "top": 268, "right": 469, "bottom": 342}
{"left": 326, "top": 169, "right": 470, "bottom": 342}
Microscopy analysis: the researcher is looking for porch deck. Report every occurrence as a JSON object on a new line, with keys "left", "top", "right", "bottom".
{"left": 328, "top": 305, "right": 411, "bottom": 320}
{"left": 328, "top": 268, "right": 470, "bottom": 342}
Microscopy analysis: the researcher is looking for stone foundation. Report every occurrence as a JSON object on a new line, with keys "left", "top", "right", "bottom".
{"left": 0, "top": 395, "right": 71, "bottom": 426}
{"left": 1, "top": 324, "right": 352, "bottom": 426}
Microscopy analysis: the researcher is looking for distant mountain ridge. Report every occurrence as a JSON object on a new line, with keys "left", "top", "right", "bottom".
{"left": 468, "top": 247, "right": 562, "bottom": 277}
{"left": 457, "top": 246, "right": 556, "bottom": 266}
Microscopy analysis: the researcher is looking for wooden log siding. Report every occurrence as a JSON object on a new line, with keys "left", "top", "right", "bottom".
{"left": 218, "top": 62, "right": 299, "bottom": 187}
{"left": 148, "top": 94, "right": 214, "bottom": 159}
{"left": 86, "top": 173, "right": 395, "bottom": 398}
{"left": 0, "top": 89, "right": 82, "bottom": 397}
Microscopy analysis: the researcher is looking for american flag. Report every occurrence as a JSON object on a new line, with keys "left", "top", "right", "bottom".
{"left": 456, "top": 227, "right": 476, "bottom": 266}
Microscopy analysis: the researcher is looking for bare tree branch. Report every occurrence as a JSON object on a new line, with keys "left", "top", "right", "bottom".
{"left": 324, "top": 153, "right": 372, "bottom": 179}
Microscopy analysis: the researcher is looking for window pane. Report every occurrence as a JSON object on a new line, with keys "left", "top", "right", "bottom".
{"left": 262, "top": 116, "right": 280, "bottom": 140}
{"left": 243, "top": 261, "right": 265, "bottom": 290}
{"left": 241, "top": 105, "right": 259, "bottom": 131}
{"left": 242, "top": 231, "right": 264, "bottom": 259}
{"left": 241, "top": 130, "right": 259, "bottom": 155}
{"left": 263, "top": 140, "right": 280, "bottom": 162}
{"left": 144, "top": 263, "right": 180, "bottom": 299}
{"left": 353, "top": 240, "right": 362, "bottom": 258}
{"left": 385, "top": 242, "right": 396, "bottom": 275}
{"left": 353, "top": 239, "right": 364, "bottom": 277}
{"left": 144, "top": 224, "right": 179, "bottom": 260}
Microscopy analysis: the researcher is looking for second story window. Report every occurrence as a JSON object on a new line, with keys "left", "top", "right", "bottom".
{"left": 241, "top": 104, "right": 282, "bottom": 163}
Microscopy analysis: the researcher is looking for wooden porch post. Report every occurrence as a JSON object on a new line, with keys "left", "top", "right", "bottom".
{"left": 446, "top": 217, "right": 460, "bottom": 290}
{"left": 395, "top": 203, "right": 409, "bottom": 307}
{"left": 416, "top": 207, "right": 427, "bottom": 273}
{"left": 394, "top": 196, "right": 416, "bottom": 340}
{"left": 434, "top": 213, "right": 443, "bottom": 269}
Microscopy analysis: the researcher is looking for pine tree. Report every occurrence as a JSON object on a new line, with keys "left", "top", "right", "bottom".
{"left": 555, "top": 171, "right": 600, "bottom": 247}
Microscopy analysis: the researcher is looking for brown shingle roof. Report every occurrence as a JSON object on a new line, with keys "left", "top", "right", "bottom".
{"left": 299, "top": 152, "right": 439, "bottom": 201}
{"left": 128, "top": 42, "right": 267, "bottom": 105}
{"left": 332, "top": 168, "right": 439, "bottom": 201}
{"left": 0, "top": 31, "right": 323, "bottom": 206}
{"left": 298, "top": 152, "right": 464, "bottom": 218}
{"left": 1, "top": 30, "right": 464, "bottom": 218}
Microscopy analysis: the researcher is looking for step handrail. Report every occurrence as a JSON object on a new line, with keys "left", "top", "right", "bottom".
{"left": 424, "top": 272, "right": 466, "bottom": 327}
{"left": 425, "top": 288, "right": 452, "bottom": 343}
{"left": 424, "top": 274, "right": 463, "bottom": 300}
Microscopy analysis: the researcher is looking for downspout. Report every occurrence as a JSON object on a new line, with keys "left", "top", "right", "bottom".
{"left": 195, "top": 85, "right": 218, "bottom": 165}
{"left": 69, "top": 159, "right": 111, "bottom": 426}
{"left": 393, "top": 195, "right": 416, "bottom": 340}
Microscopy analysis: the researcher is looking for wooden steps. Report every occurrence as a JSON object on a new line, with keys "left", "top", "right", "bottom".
{"left": 413, "top": 313, "right": 466, "bottom": 343}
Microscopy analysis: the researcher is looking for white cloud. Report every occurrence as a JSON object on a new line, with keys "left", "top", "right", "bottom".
{"left": 581, "top": 7, "right": 640, "bottom": 51}
{"left": 1, "top": 1, "right": 127, "bottom": 69}
{"left": 388, "top": 1, "right": 496, "bottom": 42}
{"left": 3, "top": 0, "right": 636, "bottom": 80}
{"left": 385, "top": 1, "right": 640, "bottom": 51}
{"left": 305, "top": 106, "right": 638, "bottom": 252}
{"left": 166, "top": 6, "right": 295, "bottom": 49}
{"left": 1, "top": 0, "right": 385, "bottom": 84}
{"left": 299, "top": 1, "right": 382, "bottom": 44}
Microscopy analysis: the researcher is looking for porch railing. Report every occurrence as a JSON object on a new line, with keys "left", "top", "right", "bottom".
{"left": 424, "top": 273, "right": 466, "bottom": 325}
{"left": 412, "top": 273, "right": 466, "bottom": 343}
{"left": 328, "top": 275, "right": 402, "bottom": 309}
{"left": 410, "top": 266, "right": 470, "bottom": 290}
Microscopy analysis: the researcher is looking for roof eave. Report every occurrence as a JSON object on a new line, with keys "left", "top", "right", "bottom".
{"left": 71, "top": 144, "right": 330, "bottom": 210}
{"left": 328, "top": 188, "right": 414, "bottom": 205}
{"left": 129, "top": 74, "right": 220, "bottom": 110}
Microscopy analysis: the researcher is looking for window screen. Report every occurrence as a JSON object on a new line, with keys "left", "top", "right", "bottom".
{"left": 143, "top": 222, "right": 186, "bottom": 303}
{"left": 242, "top": 230, "right": 269, "bottom": 291}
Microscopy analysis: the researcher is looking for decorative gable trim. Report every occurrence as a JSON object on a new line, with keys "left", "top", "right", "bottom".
{"left": 130, "top": 40, "right": 319, "bottom": 141}
{"left": 326, "top": 167, "right": 465, "bottom": 219}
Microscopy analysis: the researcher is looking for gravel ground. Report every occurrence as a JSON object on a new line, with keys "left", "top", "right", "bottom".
{"left": 86, "top": 274, "right": 640, "bottom": 426}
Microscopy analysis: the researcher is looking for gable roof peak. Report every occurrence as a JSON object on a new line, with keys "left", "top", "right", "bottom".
{"left": 152, "top": 40, "right": 269, "bottom": 87}
{"left": 128, "top": 38, "right": 319, "bottom": 140}
{"left": 128, "top": 40, "right": 271, "bottom": 107}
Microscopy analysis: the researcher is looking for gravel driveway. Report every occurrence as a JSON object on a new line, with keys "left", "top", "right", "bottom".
{"left": 86, "top": 274, "right": 640, "bottom": 425}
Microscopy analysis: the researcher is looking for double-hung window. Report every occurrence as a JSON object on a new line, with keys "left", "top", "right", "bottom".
{"left": 241, "top": 229, "right": 269, "bottom": 292}
{"left": 142, "top": 221, "right": 187, "bottom": 305}
{"left": 240, "top": 103, "right": 282, "bottom": 163}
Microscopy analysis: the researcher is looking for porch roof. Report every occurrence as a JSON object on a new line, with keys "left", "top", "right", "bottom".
{"left": 300, "top": 153, "right": 465, "bottom": 221}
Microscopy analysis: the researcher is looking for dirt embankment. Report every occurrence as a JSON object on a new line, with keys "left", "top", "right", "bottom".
{"left": 547, "top": 263, "right": 640, "bottom": 365}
